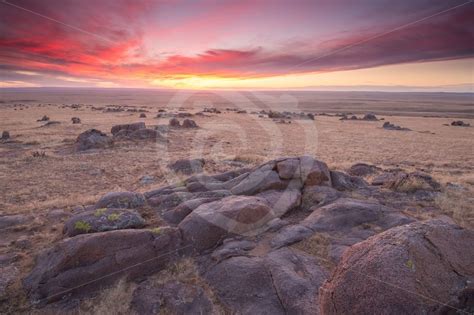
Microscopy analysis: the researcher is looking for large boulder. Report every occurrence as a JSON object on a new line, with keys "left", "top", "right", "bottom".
{"left": 204, "top": 248, "right": 328, "bottom": 314}
{"left": 24, "top": 228, "right": 182, "bottom": 303}
{"left": 320, "top": 220, "right": 474, "bottom": 314}
{"left": 63, "top": 208, "right": 145, "bottom": 237}
{"left": 131, "top": 280, "right": 213, "bottom": 315}
{"left": 276, "top": 156, "right": 331, "bottom": 186}
{"left": 205, "top": 256, "right": 285, "bottom": 314}
{"left": 95, "top": 191, "right": 146, "bottom": 209}
{"left": 182, "top": 119, "right": 198, "bottom": 128}
{"left": 110, "top": 122, "right": 145, "bottom": 136}
{"left": 169, "top": 118, "right": 180, "bottom": 127}
{"left": 303, "top": 198, "right": 412, "bottom": 233}
{"left": 179, "top": 196, "right": 274, "bottom": 252}
{"left": 75, "top": 129, "right": 113, "bottom": 151}
{"left": 303, "top": 198, "right": 414, "bottom": 262}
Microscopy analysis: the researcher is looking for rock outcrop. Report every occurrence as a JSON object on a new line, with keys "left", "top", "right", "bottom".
{"left": 205, "top": 247, "right": 328, "bottom": 314}
{"left": 320, "top": 220, "right": 474, "bottom": 314}
{"left": 21, "top": 155, "right": 470, "bottom": 314}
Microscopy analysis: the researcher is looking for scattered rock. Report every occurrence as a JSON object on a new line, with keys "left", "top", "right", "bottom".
{"left": 111, "top": 122, "right": 145, "bottom": 136}
{"left": 348, "top": 163, "right": 379, "bottom": 177}
{"left": 139, "top": 113, "right": 147, "bottom": 118}
{"left": 37, "top": 115, "right": 49, "bottom": 122}
{"left": 71, "top": 117, "right": 81, "bottom": 124}
{"left": 1, "top": 131, "right": 10, "bottom": 140}
{"left": 75, "top": 129, "right": 113, "bottom": 151}
{"left": 0, "top": 214, "right": 30, "bottom": 230}
{"left": 63, "top": 208, "right": 145, "bottom": 236}
{"left": 42, "top": 121, "right": 61, "bottom": 127}
{"left": 320, "top": 220, "right": 474, "bottom": 314}
{"left": 383, "top": 121, "right": 411, "bottom": 131}
{"left": 169, "top": 118, "right": 180, "bottom": 127}
{"left": 139, "top": 175, "right": 156, "bottom": 185}
{"left": 362, "top": 113, "right": 378, "bottom": 121}
{"left": 451, "top": 120, "right": 470, "bottom": 127}
{"left": 168, "top": 159, "right": 205, "bottom": 175}
{"left": 95, "top": 191, "right": 146, "bottom": 209}
{"left": 182, "top": 119, "right": 198, "bottom": 128}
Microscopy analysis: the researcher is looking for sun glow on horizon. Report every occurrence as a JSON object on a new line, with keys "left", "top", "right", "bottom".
{"left": 148, "top": 59, "right": 474, "bottom": 91}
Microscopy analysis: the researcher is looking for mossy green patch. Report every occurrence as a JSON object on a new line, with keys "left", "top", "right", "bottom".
{"left": 107, "top": 213, "right": 121, "bottom": 221}
{"left": 405, "top": 259, "right": 415, "bottom": 270}
{"left": 94, "top": 208, "right": 107, "bottom": 217}
{"left": 149, "top": 227, "right": 162, "bottom": 235}
{"left": 75, "top": 220, "right": 91, "bottom": 232}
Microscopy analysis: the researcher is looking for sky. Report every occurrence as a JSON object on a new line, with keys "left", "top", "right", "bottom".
{"left": 0, "top": 0, "right": 473, "bottom": 91}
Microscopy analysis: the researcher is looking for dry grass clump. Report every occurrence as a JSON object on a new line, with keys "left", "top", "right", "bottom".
{"left": 231, "top": 153, "right": 265, "bottom": 165}
{"left": 436, "top": 189, "right": 474, "bottom": 229}
{"left": 291, "top": 232, "right": 334, "bottom": 270}
{"left": 81, "top": 278, "right": 136, "bottom": 315}
{"left": 386, "top": 175, "right": 434, "bottom": 193}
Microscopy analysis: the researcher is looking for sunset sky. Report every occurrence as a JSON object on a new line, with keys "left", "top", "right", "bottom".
{"left": 1, "top": 0, "right": 473, "bottom": 90}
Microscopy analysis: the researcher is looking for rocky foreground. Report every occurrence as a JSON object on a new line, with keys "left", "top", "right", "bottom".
{"left": 17, "top": 156, "right": 474, "bottom": 314}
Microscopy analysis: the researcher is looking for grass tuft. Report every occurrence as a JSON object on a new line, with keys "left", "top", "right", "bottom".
{"left": 74, "top": 220, "right": 91, "bottom": 232}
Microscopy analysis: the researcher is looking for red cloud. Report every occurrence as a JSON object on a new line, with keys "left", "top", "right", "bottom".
{"left": 0, "top": 0, "right": 472, "bottom": 85}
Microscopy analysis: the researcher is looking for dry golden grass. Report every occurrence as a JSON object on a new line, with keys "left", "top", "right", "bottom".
{"left": 436, "top": 189, "right": 474, "bottom": 229}
{"left": 80, "top": 278, "right": 136, "bottom": 315}
{"left": 0, "top": 98, "right": 473, "bottom": 313}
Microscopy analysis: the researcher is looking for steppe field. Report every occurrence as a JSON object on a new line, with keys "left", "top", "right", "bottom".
{"left": 0, "top": 88, "right": 473, "bottom": 313}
